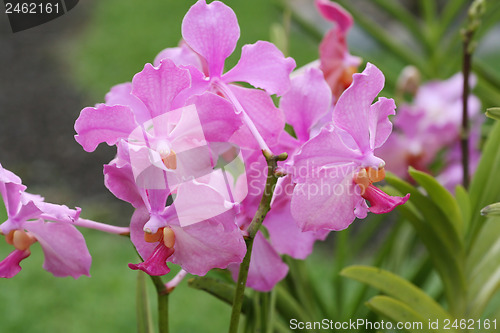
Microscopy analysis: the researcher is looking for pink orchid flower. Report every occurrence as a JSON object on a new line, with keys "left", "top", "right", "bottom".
{"left": 376, "top": 73, "right": 481, "bottom": 184}
{"left": 316, "top": 0, "right": 362, "bottom": 100}
{"left": 289, "top": 63, "right": 409, "bottom": 232}
{"left": 104, "top": 158, "right": 245, "bottom": 276}
{"left": 154, "top": 0, "right": 296, "bottom": 151}
{"left": 0, "top": 164, "right": 91, "bottom": 278}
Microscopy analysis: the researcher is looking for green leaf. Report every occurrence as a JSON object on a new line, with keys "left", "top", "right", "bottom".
{"left": 383, "top": 177, "right": 466, "bottom": 314}
{"left": 136, "top": 271, "right": 154, "bottom": 333}
{"left": 409, "top": 167, "right": 463, "bottom": 236}
{"left": 467, "top": 216, "right": 500, "bottom": 317}
{"left": 469, "top": 121, "right": 500, "bottom": 249}
{"left": 341, "top": 266, "right": 452, "bottom": 323}
{"left": 188, "top": 276, "right": 251, "bottom": 314}
{"left": 366, "top": 296, "right": 444, "bottom": 333}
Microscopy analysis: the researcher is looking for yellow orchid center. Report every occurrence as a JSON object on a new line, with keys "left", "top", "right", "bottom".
{"left": 354, "top": 167, "right": 386, "bottom": 195}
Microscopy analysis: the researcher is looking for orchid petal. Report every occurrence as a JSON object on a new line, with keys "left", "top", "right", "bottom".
{"left": 291, "top": 126, "right": 361, "bottom": 182}
{"left": 131, "top": 59, "right": 190, "bottom": 122}
{"left": 363, "top": 185, "right": 410, "bottom": 214}
{"left": 369, "top": 97, "right": 396, "bottom": 149}
{"left": 266, "top": 177, "right": 329, "bottom": 259}
{"left": 315, "top": 0, "right": 353, "bottom": 33}
{"left": 74, "top": 104, "right": 137, "bottom": 152}
{"left": 104, "top": 162, "right": 144, "bottom": 209}
{"left": 333, "top": 63, "right": 385, "bottom": 152}
{"left": 171, "top": 181, "right": 234, "bottom": 228}
{"left": 169, "top": 210, "right": 245, "bottom": 276}
{"left": 291, "top": 166, "right": 363, "bottom": 231}
{"left": 25, "top": 220, "right": 91, "bottom": 278}
{"left": 181, "top": 0, "right": 239, "bottom": 78}
{"left": 129, "top": 242, "right": 174, "bottom": 276}
{"left": 229, "top": 232, "right": 288, "bottom": 292}
{"left": 280, "top": 68, "right": 331, "bottom": 142}
{"left": 223, "top": 41, "right": 296, "bottom": 96}
{"left": 154, "top": 44, "right": 203, "bottom": 70}
{"left": 187, "top": 92, "right": 242, "bottom": 142}
{"left": 0, "top": 249, "right": 30, "bottom": 278}
{"left": 229, "top": 85, "right": 285, "bottom": 149}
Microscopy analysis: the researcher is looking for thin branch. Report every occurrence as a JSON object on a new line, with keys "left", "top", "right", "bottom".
{"left": 228, "top": 151, "right": 287, "bottom": 333}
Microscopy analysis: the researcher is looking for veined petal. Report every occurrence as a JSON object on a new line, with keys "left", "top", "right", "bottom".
{"left": 171, "top": 181, "right": 235, "bottom": 228}
{"left": 1, "top": 182, "right": 24, "bottom": 220}
{"left": 223, "top": 41, "right": 296, "bottom": 96}
{"left": 0, "top": 249, "right": 30, "bottom": 278}
{"left": 229, "top": 85, "right": 285, "bottom": 149}
{"left": 131, "top": 59, "right": 191, "bottom": 121}
{"left": 154, "top": 44, "right": 203, "bottom": 70}
{"left": 266, "top": 177, "right": 329, "bottom": 259}
{"left": 280, "top": 68, "right": 331, "bottom": 142}
{"left": 229, "top": 232, "right": 288, "bottom": 292}
{"left": 186, "top": 92, "right": 242, "bottom": 142}
{"left": 181, "top": 0, "right": 239, "bottom": 78}
{"left": 291, "top": 126, "right": 361, "bottom": 182}
{"left": 104, "top": 161, "right": 144, "bottom": 209}
{"left": 291, "top": 166, "right": 363, "bottom": 231}
{"left": 104, "top": 82, "right": 151, "bottom": 126}
{"left": 315, "top": 0, "right": 353, "bottom": 33}
{"left": 25, "top": 220, "right": 91, "bottom": 279}
{"left": 74, "top": 104, "right": 137, "bottom": 152}
{"left": 369, "top": 97, "right": 396, "bottom": 149}
{"left": 333, "top": 63, "right": 385, "bottom": 152}
{"left": 169, "top": 210, "right": 246, "bottom": 276}
{"left": 363, "top": 184, "right": 410, "bottom": 214}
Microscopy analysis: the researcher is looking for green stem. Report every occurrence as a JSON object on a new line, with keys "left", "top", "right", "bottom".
{"left": 228, "top": 151, "right": 287, "bottom": 333}
{"left": 150, "top": 275, "right": 169, "bottom": 333}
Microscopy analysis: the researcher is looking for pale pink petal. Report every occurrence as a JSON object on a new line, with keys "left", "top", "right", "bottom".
{"left": 74, "top": 104, "right": 137, "bottom": 152}
{"left": 333, "top": 63, "right": 385, "bottom": 152}
{"left": 229, "top": 232, "right": 288, "bottom": 292}
{"left": 130, "top": 207, "right": 157, "bottom": 261}
{"left": 154, "top": 44, "right": 203, "bottom": 70}
{"left": 229, "top": 85, "right": 285, "bottom": 149}
{"left": 1, "top": 182, "right": 24, "bottom": 219}
{"left": 369, "top": 97, "right": 396, "bottom": 149}
{"left": 280, "top": 68, "right": 331, "bottom": 142}
{"left": 169, "top": 210, "right": 246, "bottom": 276}
{"left": 223, "top": 41, "right": 296, "bottom": 96}
{"left": 104, "top": 162, "right": 144, "bottom": 209}
{"left": 1, "top": 200, "right": 41, "bottom": 234}
{"left": 131, "top": 59, "right": 190, "bottom": 120}
{"left": 291, "top": 126, "right": 361, "bottom": 182}
{"left": 171, "top": 181, "right": 234, "bottom": 228}
{"left": 187, "top": 92, "right": 243, "bottom": 142}
{"left": 315, "top": 0, "right": 353, "bottom": 33}
{"left": 291, "top": 165, "right": 363, "bottom": 231}
{"left": 181, "top": 0, "right": 239, "bottom": 78}
{"left": 105, "top": 83, "right": 151, "bottom": 126}
{"left": 362, "top": 185, "right": 410, "bottom": 214}
{"left": 25, "top": 220, "right": 91, "bottom": 278}
{"left": 266, "top": 178, "right": 329, "bottom": 259}
{"left": 0, "top": 249, "right": 30, "bottom": 278}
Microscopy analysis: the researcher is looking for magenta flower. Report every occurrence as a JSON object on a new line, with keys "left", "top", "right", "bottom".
{"left": 154, "top": 0, "right": 296, "bottom": 151}
{"left": 0, "top": 164, "right": 91, "bottom": 278}
{"left": 289, "top": 63, "right": 409, "bottom": 232}
{"left": 315, "top": 0, "right": 361, "bottom": 100}
{"left": 376, "top": 73, "right": 481, "bottom": 181}
{"left": 103, "top": 153, "right": 246, "bottom": 276}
